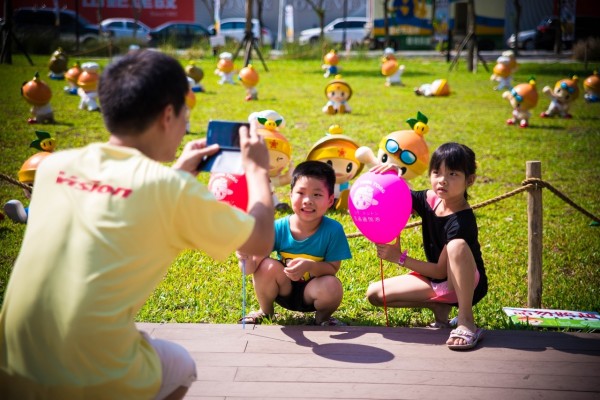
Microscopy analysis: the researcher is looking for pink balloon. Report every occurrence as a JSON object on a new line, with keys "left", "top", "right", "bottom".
{"left": 208, "top": 173, "right": 248, "bottom": 211}
{"left": 348, "top": 171, "right": 412, "bottom": 243}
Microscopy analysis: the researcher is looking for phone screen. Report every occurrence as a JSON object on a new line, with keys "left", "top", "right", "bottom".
{"left": 198, "top": 120, "right": 247, "bottom": 174}
{"left": 207, "top": 121, "right": 248, "bottom": 149}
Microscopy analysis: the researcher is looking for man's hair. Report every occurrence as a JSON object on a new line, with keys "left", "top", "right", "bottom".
{"left": 291, "top": 161, "right": 336, "bottom": 196}
{"left": 98, "top": 50, "right": 189, "bottom": 135}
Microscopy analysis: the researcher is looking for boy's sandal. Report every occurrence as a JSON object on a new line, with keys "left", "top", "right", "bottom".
{"left": 238, "top": 310, "right": 270, "bottom": 325}
{"left": 447, "top": 327, "right": 484, "bottom": 351}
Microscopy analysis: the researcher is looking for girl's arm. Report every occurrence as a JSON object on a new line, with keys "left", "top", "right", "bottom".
{"left": 376, "top": 240, "right": 448, "bottom": 280}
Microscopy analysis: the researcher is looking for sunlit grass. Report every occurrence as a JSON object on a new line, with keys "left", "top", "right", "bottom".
{"left": 1, "top": 52, "right": 598, "bottom": 330}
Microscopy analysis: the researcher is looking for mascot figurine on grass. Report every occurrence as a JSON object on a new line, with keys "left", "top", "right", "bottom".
{"left": 306, "top": 124, "right": 364, "bottom": 211}
{"left": 584, "top": 71, "right": 600, "bottom": 103}
{"left": 249, "top": 110, "right": 293, "bottom": 212}
{"left": 21, "top": 72, "right": 54, "bottom": 124}
{"left": 323, "top": 75, "right": 352, "bottom": 114}
{"left": 77, "top": 62, "right": 100, "bottom": 112}
{"left": 239, "top": 64, "right": 259, "bottom": 101}
{"left": 63, "top": 61, "right": 81, "bottom": 95}
{"left": 503, "top": 78, "right": 539, "bottom": 128}
{"left": 356, "top": 111, "right": 430, "bottom": 182}
{"left": 3, "top": 131, "right": 56, "bottom": 224}
{"left": 540, "top": 76, "right": 579, "bottom": 119}
{"left": 490, "top": 50, "right": 518, "bottom": 91}
{"left": 381, "top": 47, "right": 405, "bottom": 87}
{"left": 322, "top": 49, "right": 340, "bottom": 78}
{"left": 48, "top": 47, "right": 68, "bottom": 80}
{"left": 414, "top": 78, "right": 450, "bottom": 97}
{"left": 215, "top": 52, "right": 235, "bottom": 85}
{"left": 185, "top": 62, "right": 205, "bottom": 93}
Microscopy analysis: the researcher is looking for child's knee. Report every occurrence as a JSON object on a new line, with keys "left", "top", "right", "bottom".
{"left": 365, "top": 283, "right": 383, "bottom": 306}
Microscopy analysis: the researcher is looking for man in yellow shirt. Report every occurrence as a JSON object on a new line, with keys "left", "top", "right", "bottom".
{"left": 0, "top": 50, "right": 274, "bottom": 400}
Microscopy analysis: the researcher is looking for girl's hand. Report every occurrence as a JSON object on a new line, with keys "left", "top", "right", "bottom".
{"left": 375, "top": 237, "right": 403, "bottom": 264}
{"left": 371, "top": 163, "right": 401, "bottom": 176}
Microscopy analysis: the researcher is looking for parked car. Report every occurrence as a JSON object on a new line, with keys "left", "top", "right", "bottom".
{"left": 208, "top": 18, "right": 273, "bottom": 47}
{"left": 147, "top": 22, "right": 211, "bottom": 48}
{"left": 506, "top": 29, "right": 536, "bottom": 50}
{"left": 507, "top": 17, "right": 572, "bottom": 50}
{"left": 100, "top": 18, "right": 150, "bottom": 39}
{"left": 298, "top": 17, "right": 369, "bottom": 46}
{"left": 12, "top": 7, "right": 105, "bottom": 51}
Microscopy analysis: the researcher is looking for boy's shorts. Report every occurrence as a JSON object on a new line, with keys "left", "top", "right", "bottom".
{"left": 141, "top": 331, "right": 197, "bottom": 400}
{"left": 275, "top": 279, "right": 317, "bottom": 312}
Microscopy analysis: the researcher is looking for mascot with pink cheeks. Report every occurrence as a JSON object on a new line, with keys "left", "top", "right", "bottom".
{"left": 306, "top": 124, "right": 364, "bottom": 211}
{"left": 248, "top": 110, "right": 292, "bottom": 212}
{"left": 540, "top": 76, "right": 579, "bottom": 118}
{"left": 323, "top": 75, "right": 352, "bottom": 114}
{"left": 503, "top": 78, "right": 539, "bottom": 128}
{"left": 355, "top": 111, "right": 430, "bottom": 182}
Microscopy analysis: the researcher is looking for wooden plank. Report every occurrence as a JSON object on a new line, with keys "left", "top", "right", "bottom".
{"left": 134, "top": 323, "right": 600, "bottom": 399}
{"left": 185, "top": 381, "right": 598, "bottom": 399}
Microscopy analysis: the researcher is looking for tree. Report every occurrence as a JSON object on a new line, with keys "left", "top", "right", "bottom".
{"left": 554, "top": 0, "right": 563, "bottom": 55}
{"left": 304, "top": 0, "right": 327, "bottom": 44}
{"left": 256, "top": 0, "right": 265, "bottom": 45}
{"left": 513, "top": 0, "right": 521, "bottom": 56}
{"left": 199, "top": 0, "right": 230, "bottom": 28}
{"left": 383, "top": 0, "right": 390, "bottom": 48}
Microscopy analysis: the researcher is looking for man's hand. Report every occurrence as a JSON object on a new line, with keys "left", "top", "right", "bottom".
{"left": 172, "top": 138, "right": 220, "bottom": 176}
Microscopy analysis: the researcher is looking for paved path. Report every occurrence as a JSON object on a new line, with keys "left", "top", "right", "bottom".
{"left": 137, "top": 323, "right": 600, "bottom": 399}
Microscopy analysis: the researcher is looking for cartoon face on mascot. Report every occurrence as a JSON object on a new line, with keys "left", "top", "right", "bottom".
{"left": 355, "top": 111, "right": 430, "bottom": 181}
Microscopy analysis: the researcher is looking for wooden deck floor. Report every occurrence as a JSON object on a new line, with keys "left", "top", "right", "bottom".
{"left": 137, "top": 322, "right": 600, "bottom": 399}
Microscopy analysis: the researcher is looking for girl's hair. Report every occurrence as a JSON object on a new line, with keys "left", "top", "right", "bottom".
{"left": 429, "top": 142, "right": 477, "bottom": 199}
{"left": 98, "top": 50, "right": 188, "bottom": 136}
{"left": 290, "top": 161, "right": 336, "bottom": 196}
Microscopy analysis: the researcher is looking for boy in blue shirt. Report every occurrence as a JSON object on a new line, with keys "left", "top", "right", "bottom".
{"left": 237, "top": 161, "right": 351, "bottom": 326}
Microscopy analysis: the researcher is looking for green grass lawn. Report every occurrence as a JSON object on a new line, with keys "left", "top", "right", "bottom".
{"left": 1, "top": 50, "right": 599, "bottom": 330}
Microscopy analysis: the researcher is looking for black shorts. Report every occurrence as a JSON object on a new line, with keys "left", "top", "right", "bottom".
{"left": 275, "top": 279, "right": 316, "bottom": 312}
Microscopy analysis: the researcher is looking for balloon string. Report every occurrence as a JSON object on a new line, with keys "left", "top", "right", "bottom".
{"left": 241, "top": 259, "right": 246, "bottom": 330}
{"left": 380, "top": 258, "right": 389, "bottom": 327}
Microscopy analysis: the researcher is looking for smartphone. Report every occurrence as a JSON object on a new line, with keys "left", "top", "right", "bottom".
{"left": 198, "top": 120, "right": 248, "bottom": 174}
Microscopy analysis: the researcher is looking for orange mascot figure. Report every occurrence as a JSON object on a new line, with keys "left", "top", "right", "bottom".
{"left": 21, "top": 72, "right": 54, "bottom": 124}
{"left": 77, "top": 62, "right": 100, "bottom": 111}
{"left": 503, "top": 78, "right": 539, "bottom": 128}
{"left": 540, "top": 76, "right": 579, "bottom": 118}
{"left": 356, "top": 111, "right": 430, "bottom": 181}
{"left": 239, "top": 64, "right": 259, "bottom": 101}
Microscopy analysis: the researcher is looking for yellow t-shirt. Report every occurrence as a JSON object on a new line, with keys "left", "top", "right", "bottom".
{"left": 0, "top": 143, "right": 255, "bottom": 399}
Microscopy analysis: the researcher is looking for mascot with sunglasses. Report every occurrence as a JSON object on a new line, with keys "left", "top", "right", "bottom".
{"left": 355, "top": 112, "right": 430, "bottom": 182}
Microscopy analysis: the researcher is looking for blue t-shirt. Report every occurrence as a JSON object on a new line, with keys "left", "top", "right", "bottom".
{"left": 273, "top": 215, "right": 351, "bottom": 281}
